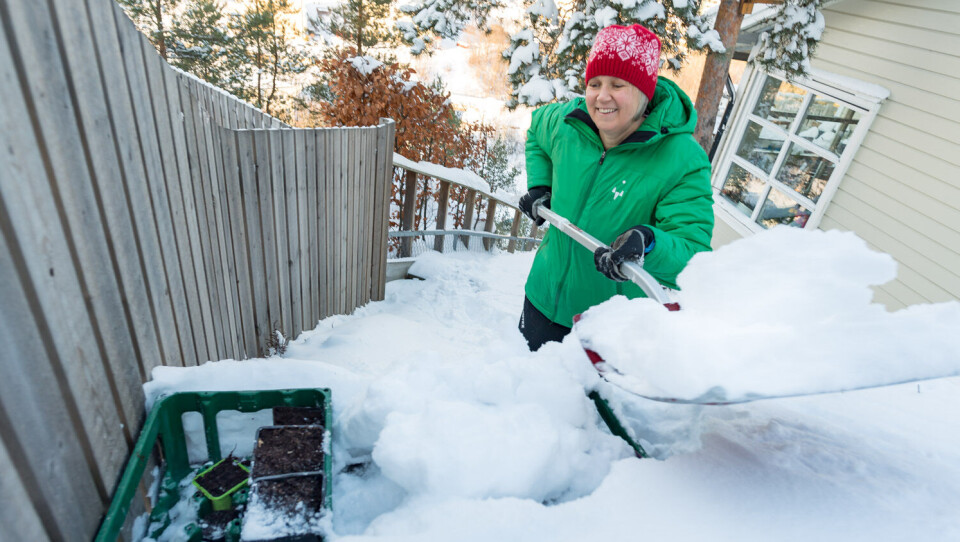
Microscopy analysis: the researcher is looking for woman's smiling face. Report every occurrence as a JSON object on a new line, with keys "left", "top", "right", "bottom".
{"left": 585, "top": 75, "right": 647, "bottom": 149}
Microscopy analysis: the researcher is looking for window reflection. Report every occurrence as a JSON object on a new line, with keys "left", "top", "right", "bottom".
{"left": 736, "top": 121, "right": 784, "bottom": 174}
{"left": 752, "top": 76, "right": 807, "bottom": 130}
{"left": 797, "top": 95, "right": 861, "bottom": 154}
{"left": 776, "top": 143, "right": 834, "bottom": 203}
{"left": 721, "top": 163, "right": 766, "bottom": 216}
{"left": 758, "top": 188, "right": 811, "bottom": 229}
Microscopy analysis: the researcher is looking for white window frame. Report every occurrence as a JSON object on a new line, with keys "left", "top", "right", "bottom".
{"left": 711, "top": 63, "right": 887, "bottom": 235}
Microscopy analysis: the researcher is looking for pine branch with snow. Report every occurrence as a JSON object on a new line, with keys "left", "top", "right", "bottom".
{"left": 754, "top": 0, "right": 825, "bottom": 81}
{"left": 396, "top": 0, "right": 505, "bottom": 55}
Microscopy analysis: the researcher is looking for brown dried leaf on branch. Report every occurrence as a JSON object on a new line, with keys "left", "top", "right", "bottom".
{"left": 310, "top": 49, "right": 498, "bottom": 241}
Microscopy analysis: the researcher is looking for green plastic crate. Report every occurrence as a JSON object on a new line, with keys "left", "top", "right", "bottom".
{"left": 95, "top": 389, "right": 332, "bottom": 542}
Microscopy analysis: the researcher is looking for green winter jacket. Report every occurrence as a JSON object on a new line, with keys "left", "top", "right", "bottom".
{"left": 524, "top": 77, "right": 714, "bottom": 327}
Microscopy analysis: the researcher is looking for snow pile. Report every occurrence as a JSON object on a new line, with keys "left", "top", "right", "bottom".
{"left": 577, "top": 228, "right": 960, "bottom": 403}
{"left": 347, "top": 56, "right": 383, "bottom": 76}
{"left": 142, "top": 232, "right": 960, "bottom": 541}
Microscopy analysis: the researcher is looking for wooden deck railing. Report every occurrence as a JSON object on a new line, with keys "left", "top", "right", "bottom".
{"left": 390, "top": 154, "right": 541, "bottom": 263}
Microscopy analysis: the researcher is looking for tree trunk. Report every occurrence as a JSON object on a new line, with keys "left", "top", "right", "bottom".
{"left": 693, "top": 0, "right": 744, "bottom": 153}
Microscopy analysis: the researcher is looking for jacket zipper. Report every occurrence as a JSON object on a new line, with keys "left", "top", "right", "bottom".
{"left": 553, "top": 149, "right": 607, "bottom": 319}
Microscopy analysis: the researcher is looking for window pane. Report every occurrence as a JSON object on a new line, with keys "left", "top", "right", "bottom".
{"left": 757, "top": 188, "right": 811, "bottom": 229}
{"left": 797, "top": 95, "right": 861, "bottom": 154}
{"left": 752, "top": 76, "right": 807, "bottom": 130}
{"left": 776, "top": 143, "right": 835, "bottom": 203}
{"left": 721, "top": 162, "right": 765, "bottom": 217}
{"left": 735, "top": 121, "right": 785, "bottom": 174}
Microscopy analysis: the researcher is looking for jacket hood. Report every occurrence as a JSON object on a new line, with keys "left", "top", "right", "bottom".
{"left": 566, "top": 76, "right": 699, "bottom": 146}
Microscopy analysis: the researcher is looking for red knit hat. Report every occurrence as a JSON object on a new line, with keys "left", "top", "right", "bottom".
{"left": 585, "top": 24, "right": 661, "bottom": 102}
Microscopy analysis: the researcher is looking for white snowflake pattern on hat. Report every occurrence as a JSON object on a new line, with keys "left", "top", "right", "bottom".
{"left": 589, "top": 26, "right": 659, "bottom": 77}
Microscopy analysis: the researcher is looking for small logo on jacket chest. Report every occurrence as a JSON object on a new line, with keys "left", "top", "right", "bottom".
{"left": 611, "top": 180, "right": 627, "bottom": 200}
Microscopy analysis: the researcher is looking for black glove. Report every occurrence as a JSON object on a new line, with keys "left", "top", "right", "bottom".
{"left": 518, "top": 186, "right": 551, "bottom": 226}
{"left": 594, "top": 225, "right": 656, "bottom": 282}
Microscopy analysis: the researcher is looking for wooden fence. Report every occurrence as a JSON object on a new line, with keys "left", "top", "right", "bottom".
{"left": 0, "top": 0, "right": 394, "bottom": 540}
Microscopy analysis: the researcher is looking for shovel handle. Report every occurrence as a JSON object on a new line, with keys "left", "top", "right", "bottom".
{"left": 536, "top": 206, "right": 676, "bottom": 306}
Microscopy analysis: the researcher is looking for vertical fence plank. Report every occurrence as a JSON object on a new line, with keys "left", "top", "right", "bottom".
{"left": 240, "top": 131, "right": 270, "bottom": 353}
{"left": 362, "top": 127, "right": 377, "bottom": 304}
{"left": 332, "top": 129, "right": 343, "bottom": 314}
{"left": 349, "top": 128, "right": 360, "bottom": 310}
{"left": 340, "top": 128, "right": 351, "bottom": 314}
{"left": 305, "top": 130, "right": 319, "bottom": 327}
{"left": 295, "top": 130, "right": 310, "bottom": 332}
{"left": 282, "top": 130, "right": 301, "bottom": 337}
{"left": 210, "top": 122, "right": 243, "bottom": 359}
{"left": 226, "top": 129, "right": 259, "bottom": 357}
{"left": 257, "top": 130, "right": 290, "bottom": 334}
{"left": 316, "top": 130, "right": 330, "bottom": 319}
{"left": 373, "top": 120, "right": 395, "bottom": 300}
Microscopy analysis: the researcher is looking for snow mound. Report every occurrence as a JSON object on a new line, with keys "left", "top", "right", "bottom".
{"left": 576, "top": 228, "right": 960, "bottom": 403}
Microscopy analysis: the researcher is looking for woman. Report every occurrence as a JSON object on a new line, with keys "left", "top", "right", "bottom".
{"left": 518, "top": 24, "right": 714, "bottom": 351}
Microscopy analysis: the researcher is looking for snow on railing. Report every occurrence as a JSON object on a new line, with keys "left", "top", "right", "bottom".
{"left": 391, "top": 153, "right": 541, "bottom": 259}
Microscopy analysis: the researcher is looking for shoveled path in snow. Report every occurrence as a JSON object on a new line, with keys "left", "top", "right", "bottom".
{"left": 145, "top": 250, "right": 960, "bottom": 542}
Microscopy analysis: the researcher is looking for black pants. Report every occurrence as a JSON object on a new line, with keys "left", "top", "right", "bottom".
{"left": 519, "top": 297, "right": 572, "bottom": 351}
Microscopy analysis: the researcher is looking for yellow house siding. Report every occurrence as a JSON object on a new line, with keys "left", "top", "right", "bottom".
{"left": 811, "top": 0, "right": 960, "bottom": 306}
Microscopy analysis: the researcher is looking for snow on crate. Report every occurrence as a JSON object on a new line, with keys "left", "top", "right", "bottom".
{"left": 575, "top": 227, "right": 960, "bottom": 404}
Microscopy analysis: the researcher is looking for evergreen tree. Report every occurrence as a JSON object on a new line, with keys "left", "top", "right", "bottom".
{"left": 502, "top": 0, "right": 722, "bottom": 109}
{"left": 116, "top": 0, "right": 181, "bottom": 59}
{"left": 311, "top": 0, "right": 398, "bottom": 57}
{"left": 167, "top": 0, "right": 237, "bottom": 89}
{"left": 396, "top": 0, "right": 505, "bottom": 55}
{"left": 755, "top": 0, "right": 825, "bottom": 81}
{"left": 229, "top": 0, "right": 310, "bottom": 116}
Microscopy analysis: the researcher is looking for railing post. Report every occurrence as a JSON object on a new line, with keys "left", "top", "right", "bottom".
{"left": 526, "top": 222, "right": 539, "bottom": 251}
{"left": 435, "top": 180, "right": 450, "bottom": 252}
{"left": 400, "top": 169, "right": 417, "bottom": 257}
{"left": 483, "top": 199, "right": 497, "bottom": 251}
{"left": 507, "top": 209, "right": 522, "bottom": 253}
{"left": 460, "top": 189, "right": 477, "bottom": 249}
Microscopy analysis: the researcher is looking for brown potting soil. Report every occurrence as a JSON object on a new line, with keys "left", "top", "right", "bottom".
{"left": 252, "top": 426, "right": 325, "bottom": 479}
{"left": 254, "top": 474, "right": 325, "bottom": 513}
{"left": 273, "top": 406, "right": 325, "bottom": 427}
{"left": 195, "top": 459, "right": 249, "bottom": 497}
{"left": 199, "top": 508, "right": 240, "bottom": 540}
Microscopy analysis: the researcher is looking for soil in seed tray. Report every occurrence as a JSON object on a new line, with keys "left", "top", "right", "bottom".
{"left": 255, "top": 474, "right": 325, "bottom": 513}
{"left": 196, "top": 458, "right": 249, "bottom": 497}
{"left": 253, "top": 426, "right": 325, "bottom": 478}
{"left": 273, "top": 406, "right": 325, "bottom": 427}
{"left": 199, "top": 508, "right": 240, "bottom": 541}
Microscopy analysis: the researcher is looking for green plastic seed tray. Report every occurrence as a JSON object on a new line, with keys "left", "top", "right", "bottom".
{"left": 95, "top": 388, "right": 332, "bottom": 542}
{"left": 192, "top": 456, "right": 251, "bottom": 511}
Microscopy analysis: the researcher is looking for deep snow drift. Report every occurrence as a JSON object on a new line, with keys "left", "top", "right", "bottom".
{"left": 143, "top": 228, "right": 960, "bottom": 541}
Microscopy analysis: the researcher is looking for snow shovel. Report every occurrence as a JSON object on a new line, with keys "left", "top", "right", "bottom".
{"left": 535, "top": 205, "right": 681, "bottom": 457}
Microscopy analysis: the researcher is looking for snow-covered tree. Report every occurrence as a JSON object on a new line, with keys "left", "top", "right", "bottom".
{"left": 502, "top": 0, "right": 724, "bottom": 108}
{"left": 754, "top": 0, "right": 825, "bottom": 81}
{"left": 396, "top": 0, "right": 505, "bottom": 55}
